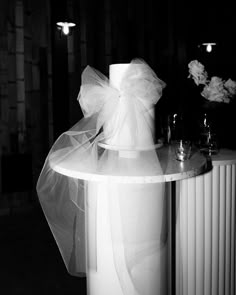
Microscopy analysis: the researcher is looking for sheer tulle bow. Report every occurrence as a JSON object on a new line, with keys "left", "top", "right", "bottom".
{"left": 78, "top": 59, "right": 166, "bottom": 143}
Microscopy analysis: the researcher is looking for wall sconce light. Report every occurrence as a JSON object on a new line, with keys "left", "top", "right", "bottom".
{"left": 202, "top": 42, "right": 216, "bottom": 53}
{"left": 56, "top": 21, "right": 76, "bottom": 36}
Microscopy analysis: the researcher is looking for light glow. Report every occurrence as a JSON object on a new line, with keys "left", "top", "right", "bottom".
{"left": 202, "top": 42, "right": 216, "bottom": 53}
{"left": 56, "top": 21, "right": 76, "bottom": 35}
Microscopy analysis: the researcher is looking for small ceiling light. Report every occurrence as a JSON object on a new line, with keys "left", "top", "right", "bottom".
{"left": 202, "top": 42, "right": 216, "bottom": 53}
{"left": 56, "top": 21, "right": 76, "bottom": 36}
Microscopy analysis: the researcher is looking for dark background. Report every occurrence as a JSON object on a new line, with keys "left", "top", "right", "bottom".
{"left": 0, "top": 0, "right": 236, "bottom": 294}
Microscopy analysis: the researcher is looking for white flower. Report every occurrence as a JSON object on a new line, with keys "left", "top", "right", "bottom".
{"left": 201, "top": 86, "right": 227, "bottom": 103}
{"left": 188, "top": 60, "right": 236, "bottom": 103}
{"left": 201, "top": 77, "right": 229, "bottom": 103}
{"left": 209, "top": 77, "right": 225, "bottom": 94}
{"left": 188, "top": 60, "right": 208, "bottom": 85}
{"left": 224, "top": 78, "right": 236, "bottom": 97}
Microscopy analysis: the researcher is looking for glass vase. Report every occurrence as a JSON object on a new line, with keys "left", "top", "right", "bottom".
{"left": 199, "top": 112, "right": 219, "bottom": 155}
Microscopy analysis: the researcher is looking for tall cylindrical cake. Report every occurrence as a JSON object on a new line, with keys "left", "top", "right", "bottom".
{"left": 103, "top": 63, "right": 155, "bottom": 149}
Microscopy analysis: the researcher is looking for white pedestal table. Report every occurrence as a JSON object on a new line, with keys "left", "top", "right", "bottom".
{"left": 51, "top": 145, "right": 208, "bottom": 295}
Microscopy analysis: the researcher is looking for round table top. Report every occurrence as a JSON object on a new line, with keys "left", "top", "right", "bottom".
{"left": 51, "top": 145, "right": 208, "bottom": 183}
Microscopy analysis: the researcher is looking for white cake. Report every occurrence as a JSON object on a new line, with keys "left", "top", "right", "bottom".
{"left": 103, "top": 63, "right": 155, "bottom": 149}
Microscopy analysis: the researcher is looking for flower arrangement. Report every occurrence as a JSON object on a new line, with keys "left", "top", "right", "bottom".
{"left": 188, "top": 60, "right": 236, "bottom": 103}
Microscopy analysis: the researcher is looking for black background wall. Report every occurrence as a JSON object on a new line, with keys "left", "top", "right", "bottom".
{"left": 0, "top": 0, "right": 236, "bottom": 203}
{"left": 0, "top": 1, "right": 236, "bottom": 294}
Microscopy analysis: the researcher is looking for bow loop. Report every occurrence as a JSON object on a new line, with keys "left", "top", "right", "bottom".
{"left": 78, "top": 66, "right": 119, "bottom": 118}
{"left": 120, "top": 59, "right": 166, "bottom": 107}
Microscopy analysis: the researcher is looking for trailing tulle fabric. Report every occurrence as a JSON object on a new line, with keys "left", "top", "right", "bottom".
{"left": 37, "top": 59, "right": 167, "bottom": 295}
